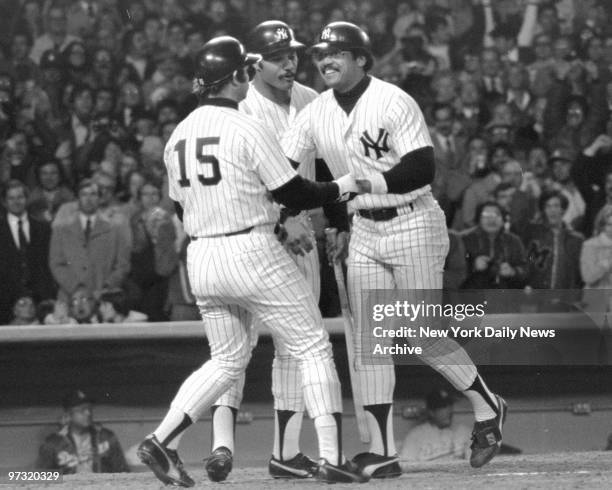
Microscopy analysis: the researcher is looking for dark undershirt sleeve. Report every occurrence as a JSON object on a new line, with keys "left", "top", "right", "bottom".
{"left": 382, "top": 146, "right": 435, "bottom": 194}
{"left": 271, "top": 175, "right": 340, "bottom": 210}
{"left": 316, "top": 158, "right": 349, "bottom": 233}
{"left": 173, "top": 201, "right": 184, "bottom": 222}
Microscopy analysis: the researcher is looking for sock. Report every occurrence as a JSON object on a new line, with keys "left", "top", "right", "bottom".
{"left": 314, "top": 413, "right": 344, "bottom": 466}
{"left": 364, "top": 403, "right": 396, "bottom": 456}
{"left": 153, "top": 406, "right": 193, "bottom": 447}
{"left": 463, "top": 374, "right": 499, "bottom": 421}
{"left": 272, "top": 410, "right": 303, "bottom": 460}
{"left": 166, "top": 431, "right": 184, "bottom": 450}
{"left": 211, "top": 405, "right": 237, "bottom": 453}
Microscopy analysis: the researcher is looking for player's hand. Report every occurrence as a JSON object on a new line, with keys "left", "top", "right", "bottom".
{"left": 474, "top": 255, "right": 490, "bottom": 271}
{"left": 499, "top": 262, "right": 516, "bottom": 277}
{"left": 281, "top": 215, "right": 314, "bottom": 257}
{"left": 355, "top": 179, "right": 372, "bottom": 193}
{"left": 334, "top": 173, "right": 359, "bottom": 201}
{"left": 326, "top": 230, "right": 350, "bottom": 264}
{"left": 355, "top": 173, "right": 387, "bottom": 194}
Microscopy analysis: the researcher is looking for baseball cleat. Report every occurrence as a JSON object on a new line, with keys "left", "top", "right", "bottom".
{"left": 204, "top": 446, "right": 233, "bottom": 482}
{"left": 269, "top": 452, "right": 318, "bottom": 478}
{"left": 315, "top": 458, "right": 369, "bottom": 483}
{"left": 137, "top": 435, "right": 195, "bottom": 487}
{"left": 470, "top": 395, "right": 508, "bottom": 468}
{"left": 352, "top": 452, "right": 402, "bottom": 478}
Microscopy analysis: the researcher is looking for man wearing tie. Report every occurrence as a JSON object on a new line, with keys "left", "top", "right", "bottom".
{"left": 0, "top": 179, "right": 55, "bottom": 324}
{"left": 49, "top": 178, "right": 131, "bottom": 303}
{"left": 429, "top": 103, "right": 469, "bottom": 226}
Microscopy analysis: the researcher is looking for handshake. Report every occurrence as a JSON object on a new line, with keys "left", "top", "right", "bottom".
{"left": 334, "top": 173, "right": 387, "bottom": 201}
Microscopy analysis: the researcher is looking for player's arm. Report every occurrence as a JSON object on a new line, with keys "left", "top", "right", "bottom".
{"left": 356, "top": 146, "right": 435, "bottom": 194}
{"left": 356, "top": 92, "right": 435, "bottom": 194}
{"left": 270, "top": 173, "right": 356, "bottom": 209}
{"left": 252, "top": 122, "right": 357, "bottom": 209}
{"left": 317, "top": 158, "right": 350, "bottom": 233}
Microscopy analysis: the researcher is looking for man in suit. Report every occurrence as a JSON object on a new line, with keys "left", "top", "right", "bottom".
{"left": 49, "top": 178, "right": 131, "bottom": 302}
{"left": 0, "top": 180, "right": 55, "bottom": 324}
{"left": 429, "top": 103, "right": 470, "bottom": 225}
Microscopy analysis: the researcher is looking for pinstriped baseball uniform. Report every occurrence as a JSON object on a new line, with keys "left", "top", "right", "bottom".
{"left": 165, "top": 99, "right": 342, "bottom": 422}
{"left": 281, "top": 76, "right": 478, "bottom": 407}
{"left": 213, "top": 81, "right": 321, "bottom": 414}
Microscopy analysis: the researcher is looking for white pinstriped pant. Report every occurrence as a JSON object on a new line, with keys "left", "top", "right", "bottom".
{"left": 214, "top": 213, "right": 320, "bottom": 412}
{"left": 170, "top": 227, "right": 340, "bottom": 421}
{"left": 348, "top": 193, "right": 477, "bottom": 405}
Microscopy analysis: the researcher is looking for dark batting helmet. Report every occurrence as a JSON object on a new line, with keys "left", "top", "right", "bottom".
{"left": 195, "top": 36, "right": 261, "bottom": 87}
{"left": 311, "top": 22, "right": 373, "bottom": 70}
{"left": 247, "top": 20, "right": 304, "bottom": 57}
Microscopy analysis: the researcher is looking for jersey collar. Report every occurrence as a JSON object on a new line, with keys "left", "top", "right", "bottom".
{"left": 333, "top": 75, "right": 371, "bottom": 115}
{"left": 200, "top": 98, "right": 239, "bottom": 110}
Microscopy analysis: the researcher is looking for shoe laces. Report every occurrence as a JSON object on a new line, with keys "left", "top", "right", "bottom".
{"left": 167, "top": 449, "right": 185, "bottom": 470}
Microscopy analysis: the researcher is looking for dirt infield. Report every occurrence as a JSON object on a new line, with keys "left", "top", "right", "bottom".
{"left": 12, "top": 451, "right": 612, "bottom": 489}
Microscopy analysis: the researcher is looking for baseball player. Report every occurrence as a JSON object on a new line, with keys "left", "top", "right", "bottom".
{"left": 208, "top": 21, "right": 350, "bottom": 481}
{"left": 136, "top": 36, "right": 366, "bottom": 486}
{"left": 281, "top": 22, "right": 507, "bottom": 479}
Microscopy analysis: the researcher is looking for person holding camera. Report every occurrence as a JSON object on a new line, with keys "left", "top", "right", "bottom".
{"left": 461, "top": 201, "right": 527, "bottom": 289}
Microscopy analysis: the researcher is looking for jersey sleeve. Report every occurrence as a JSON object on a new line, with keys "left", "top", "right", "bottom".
{"left": 280, "top": 104, "right": 317, "bottom": 167}
{"left": 386, "top": 91, "right": 433, "bottom": 156}
{"left": 247, "top": 123, "right": 298, "bottom": 191}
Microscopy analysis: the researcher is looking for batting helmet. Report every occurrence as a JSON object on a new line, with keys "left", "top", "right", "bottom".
{"left": 247, "top": 20, "right": 304, "bottom": 56}
{"left": 310, "top": 22, "right": 373, "bottom": 70}
{"left": 195, "top": 36, "right": 261, "bottom": 87}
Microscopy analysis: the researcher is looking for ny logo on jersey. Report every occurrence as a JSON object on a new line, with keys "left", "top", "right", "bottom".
{"left": 275, "top": 27, "right": 289, "bottom": 41}
{"left": 360, "top": 128, "right": 390, "bottom": 159}
{"left": 321, "top": 27, "right": 332, "bottom": 40}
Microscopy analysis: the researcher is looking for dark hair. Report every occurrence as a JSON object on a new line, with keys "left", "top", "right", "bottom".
{"left": 425, "top": 14, "right": 448, "bottom": 34}
{"left": 538, "top": 189, "right": 569, "bottom": 212}
{"left": 35, "top": 157, "right": 66, "bottom": 185}
{"left": 137, "top": 178, "right": 162, "bottom": 199}
{"left": 1, "top": 179, "right": 28, "bottom": 201}
{"left": 77, "top": 178, "right": 97, "bottom": 194}
{"left": 476, "top": 200, "right": 504, "bottom": 221}
{"left": 69, "top": 84, "right": 93, "bottom": 104}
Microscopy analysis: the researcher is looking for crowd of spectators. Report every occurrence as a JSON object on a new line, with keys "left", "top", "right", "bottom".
{"left": 2, "top": 0, "right": 612, "bottom": 325}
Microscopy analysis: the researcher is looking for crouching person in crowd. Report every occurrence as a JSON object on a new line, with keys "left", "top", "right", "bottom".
{"left": 36, "top": 390, "right": 129, "bottom": 473}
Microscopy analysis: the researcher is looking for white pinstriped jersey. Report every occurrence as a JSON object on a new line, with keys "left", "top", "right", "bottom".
{"left": 281, "top": 76, "right": 433, "bottom": 209}
{"left": 240, "top": 81, "right": 317, "bottom": 180}
{"left": 165, "top": 102, "right": 297, "bottom": 237}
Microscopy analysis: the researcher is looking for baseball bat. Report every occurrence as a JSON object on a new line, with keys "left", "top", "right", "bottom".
{"left": 324, "top": 227, "right": 370, "bottom": 444}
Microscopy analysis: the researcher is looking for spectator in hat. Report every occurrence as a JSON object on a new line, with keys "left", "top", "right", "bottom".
{"left": 36, "top": 390, "right": 129, "bottom": 473}
{"left": 399, "top": 388, "right": 471, "bottom": 464}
